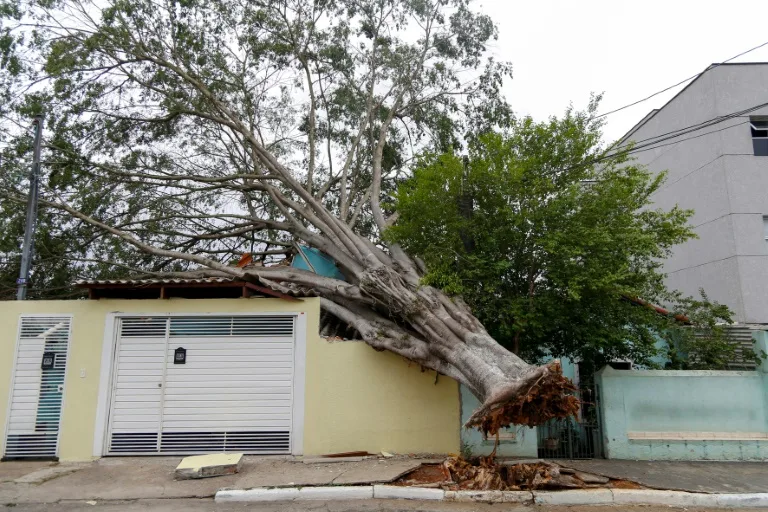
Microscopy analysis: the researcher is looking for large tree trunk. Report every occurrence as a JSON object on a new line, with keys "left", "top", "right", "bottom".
{"left": 271, "top": 268, "right": 578, "bottom": 434}
{"left": 52, "top": 196, "right": 578, "bottom": 434}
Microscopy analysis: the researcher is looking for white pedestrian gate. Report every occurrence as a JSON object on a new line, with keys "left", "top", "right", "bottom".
{"left": 106, "top": 315, "right": 295, "bottom": 455}
{"left": 3, "top": 316, "right": 71, "bottom": 459}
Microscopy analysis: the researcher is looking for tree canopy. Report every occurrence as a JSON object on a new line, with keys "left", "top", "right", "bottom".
{"left": 0, "top": 0, "right": 580, "bottom": 432}
{"left": 387, "top": 100, "right": 734, "bottom": 368}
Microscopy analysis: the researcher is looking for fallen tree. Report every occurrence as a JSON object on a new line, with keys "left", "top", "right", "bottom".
{"left": 0, "top": 0, "right": 578, "bottom": 431}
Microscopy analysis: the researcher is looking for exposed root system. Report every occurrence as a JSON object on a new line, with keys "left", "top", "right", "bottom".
{"left": 466, "top": 361, "right": 580, "bottom": 436}
{"left": 443, "top": 456, "right": 554, "bottom": 491}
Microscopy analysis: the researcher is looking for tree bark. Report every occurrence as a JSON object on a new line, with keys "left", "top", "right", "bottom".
{"left": 95, "top": 208, "right": 579, "bottom": 434}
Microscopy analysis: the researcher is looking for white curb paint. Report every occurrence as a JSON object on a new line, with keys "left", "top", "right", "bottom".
{"left": 502, "top": 490, "right": 532, "bottom": 503}
{"left": 214, "top": 485, "right": 768, "bottom": 508}
{"left": 445, "top": 490, "right": 503, "bottom": 503}
{"left": 534, "top": 489, "right": 613, "bottom": 505}
{"left": 217, "top": 488, "right": 301, "bottom": 502}
{"left": 609, "top": 490, "right": 768, "bottom": 508}
{"left": 716, "top": 493, "right": 768, "bottom": 508}
{"left": 444, "top": 490, "right": 531, "bottom": 503}
{"left": 373, "top": 485, "right": 445, "bottom": 500}
{"left": 611, "top": 489, "right": 715, "bottom": 507}
{"left": 215, "top": 486, "right": 372, "bottom": 502}
{"left": 297, "top": 486, "right": 374, "bottom": 500}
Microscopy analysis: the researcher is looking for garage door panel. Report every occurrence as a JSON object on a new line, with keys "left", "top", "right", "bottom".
{"left": 163, "top": 404, "right": 292, "bottom": 413}
{"left": 162, "top": 419, "right": 292, "bottom": 429}
{"left": 164, "top": 381, "right": 292, "bottom": 389}
{"left": 115, "top": 364, "right": 166, "bottom": 372}
{"left": 107, "top": 315, "right": 295, "bottom": 455}
{"left": 117, "top": 356, "right": 165, "bottom": 364}
{"left": 115, "top": 383, "right": 164, "bottom": 392}
{"left": 163, "top": 355, "right": 292, "bottom": 363}
{"left": 163, "top": 392, "right": 291, "bottom": 401}
{"left": 164, "top": 339, "right": 293, "bottom": 347}
{"left": 163, "top": 373, "right": 291, "bottom": 383}
{"left": 164, "top": 366, "right": 291, "bottom": 375}
{"left": 113, "top": 400, "right": 163, "bottom": 410}
{"left": 112, "top": 415, "right": 160, "bottom": 434}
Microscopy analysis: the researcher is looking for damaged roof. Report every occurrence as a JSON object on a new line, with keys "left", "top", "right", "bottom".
{"left": 75, "top": 274, "right": 297, "bottom": 301}
{"left": 76, "top": 276, "right": 236, "bottom": 286}
{"left": 75, "top": 273, "right": 362, "bottom": 340}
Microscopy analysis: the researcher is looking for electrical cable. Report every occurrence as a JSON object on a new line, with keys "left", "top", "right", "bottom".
{"left": 596, "top": 40, "right": 768, "bottom": 118}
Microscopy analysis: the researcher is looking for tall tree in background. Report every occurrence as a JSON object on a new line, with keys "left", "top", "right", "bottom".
{"left": 0, "top": 0, "right": 575, "bottom": 431}
{"left": 388, "top": 100, "right": 734, "bottom": 368}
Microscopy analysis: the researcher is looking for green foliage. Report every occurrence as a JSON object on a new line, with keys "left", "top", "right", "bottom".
{"left": 664, "top": 290, "right": 763, "bottom": 370}
{"left": 388, "top": 99, "right": 736, "bottom": 367}
{"left": 0, "top": 0, "right": 515, "bottom": 296}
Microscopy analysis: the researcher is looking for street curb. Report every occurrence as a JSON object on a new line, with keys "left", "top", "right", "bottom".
{"left": 216, "top": 486, "right": 373, "bottom": 502}
{"left": 534, "top": 489, "right": 613, "bottom": 505}
{"left": 373, "top": 485, "right": 444, "bottom": 500}
{"left": 215, "top": 486, "right": 768, "bottom": 507}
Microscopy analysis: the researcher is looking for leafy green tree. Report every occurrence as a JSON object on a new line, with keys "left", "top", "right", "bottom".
{"left": 388, "top": 99, "right": 735, "bottom": 368}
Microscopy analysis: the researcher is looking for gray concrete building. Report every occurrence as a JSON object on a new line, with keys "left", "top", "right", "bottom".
{"left": 620, "top": 62, "right": 768, "bottom": 324}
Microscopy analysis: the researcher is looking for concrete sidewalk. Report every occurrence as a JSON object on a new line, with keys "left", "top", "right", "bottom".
{"left": 560, "top": 459, "right": 768, "bottom": 494}
{"left": 2, "top": 456, "right": 768, "bottom": 505}
{"left": 0, "top": 456, "right": 425, "bottom": 504}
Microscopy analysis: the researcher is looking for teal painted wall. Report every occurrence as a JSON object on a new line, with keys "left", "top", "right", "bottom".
{"left": 597, "top": 331, "right": 768, "bottom": 460}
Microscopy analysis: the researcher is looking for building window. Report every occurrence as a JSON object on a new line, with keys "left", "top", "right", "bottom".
{"left": 750, "top": 119, "right": 768, "bottom": 156}
{"left": 764, "top": 217, "right": 768, "bottom": 248}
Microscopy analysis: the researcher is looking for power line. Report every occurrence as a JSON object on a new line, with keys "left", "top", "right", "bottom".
{"left": 596, "top": 40, "right": 768, "bottom": 119}
{"left": 626, "top": 120, "right": 747, "bottom": 155}
{"left": 619, "top": 101, "right": 768, "bottom": 151}
{"left": 561, "top": 99, "right": 768, "bottom": 174}
{"left": 618, "top": 101, "right": 768, "bottom": 156}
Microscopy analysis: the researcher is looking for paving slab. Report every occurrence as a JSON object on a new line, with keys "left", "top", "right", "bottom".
{"left": 233, "top": 459, "right": 348, "bottom": 488}
{"left": 0, "top": 461, "right": 56, "bottom": 483}
{"left": 332, "top": 460, "right": 422, "bottom": 485}
{"left": 176, "top": 453, "right": 243, "bottom": 479}
{"left": 1, "top": 457, "right": 241, "bottom": 503}
{"left": 13, "top": 465, "right": 85, "bottom": 484}
{"left": 233, "top": 458, "right": 423, "bottom": 488}
{"left": 559, "top": 459, "right": 768, "bottom": 494}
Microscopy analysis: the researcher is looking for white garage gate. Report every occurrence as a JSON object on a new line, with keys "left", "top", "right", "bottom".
{"left": 104, "top": 314, "right": 299, "bottom": 455}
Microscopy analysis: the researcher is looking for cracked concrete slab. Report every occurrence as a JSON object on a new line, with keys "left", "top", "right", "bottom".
{"left": 559, "top": 459, "right": 768, "bottom": 494}
{"left": 0, "top": 457, "right": 432, "bottom": 504}
{"left": 232, "top": 458, "right": 423, "bottom": 488}
{"left": 332, "top": 460, "right": 422, "bottom": 485}
{"left": 13, "top": 465, "right": 85, "bottom": 484}
{"left": 0, "top": 462, "right": 55, "bottom": 483}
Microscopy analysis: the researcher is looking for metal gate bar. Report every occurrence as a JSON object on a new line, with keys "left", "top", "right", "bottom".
{"left": 536, "top": 387, "right": 602, "bottom": 459}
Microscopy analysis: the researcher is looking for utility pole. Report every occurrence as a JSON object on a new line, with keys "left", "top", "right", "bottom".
{"left": 16, "top": 114, "right": 44, "bottom": 300}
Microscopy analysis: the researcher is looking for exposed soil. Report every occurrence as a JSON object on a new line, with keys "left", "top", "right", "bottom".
{"left": 609, "top": 479, "right": 646, "bottom": 489}
{"left": 394, "top": 464, "right": 452, "bottom": 487}
{"left": 466, "top": 361, "right": 581, "bottom": 435}
{"left": 395, "top": 457, "right": 647, "bottom": 492}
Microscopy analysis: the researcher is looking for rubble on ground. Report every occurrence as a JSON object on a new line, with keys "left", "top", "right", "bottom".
{"left": 396, "top": 456, "right": 633, "bottom": 491}
{"left": 175, "top": 453, "right": 244, "bottom": 479}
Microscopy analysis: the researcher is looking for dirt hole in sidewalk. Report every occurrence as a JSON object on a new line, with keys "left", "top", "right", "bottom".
{"left": 393, "top": 464, "right": 451, "bottom": 488}
{"left": 609, "top": 479, "right": 645, "bottom": 489}
{"left": 394, "top": 457, "right": 647, "bottom": 492}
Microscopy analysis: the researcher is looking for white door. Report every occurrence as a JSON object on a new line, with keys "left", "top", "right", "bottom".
{"left": 106, "top": 315, "right": 295, "bottom": 455}
{"left": 4, "top": 316, "right": 71, "bottom": 459}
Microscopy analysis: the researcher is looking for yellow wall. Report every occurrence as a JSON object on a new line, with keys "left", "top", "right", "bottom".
{"left": 0, "top": 298, "right": 459, "bottom": 460}
{"left": 304, "top": 340, "right": 459, "bottom": 455}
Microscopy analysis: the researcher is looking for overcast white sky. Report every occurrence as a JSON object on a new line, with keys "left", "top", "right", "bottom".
{"left": 480, "top": 0, "right": 768, "bottom": 143}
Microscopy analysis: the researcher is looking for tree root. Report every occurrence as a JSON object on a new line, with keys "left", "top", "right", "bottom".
{"left": 464, "top": 361, "right": 579, "bottom": 436}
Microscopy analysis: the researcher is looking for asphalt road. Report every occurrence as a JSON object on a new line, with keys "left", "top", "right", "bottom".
{"left": 0, "top": 499, "right": 743, "bottom": 512}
